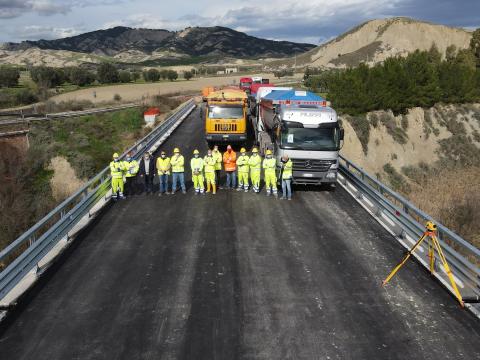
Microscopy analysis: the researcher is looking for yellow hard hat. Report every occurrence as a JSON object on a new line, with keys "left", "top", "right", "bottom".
{"left": 240, "top": 147, "right": 246, "bottom": 153}
{"left": 173, "top": 148, "right": 180, "bottom": 153}
{"left": 193, "top": 149, "right": 199, "bottom": 154}
{"left": 252, "top": 148, "right": 259, "bottom": 153}
{"left": 113, "top": 153, "right": 119, "bottom": 158}
{"left": 265, "top": 149, "right": 272, "bottom": 155}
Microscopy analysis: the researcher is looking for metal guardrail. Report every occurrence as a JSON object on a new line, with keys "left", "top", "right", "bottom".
{"left": 338, "top": 155, "right": 480, "bottom": 313}
{"left": 0, "top": 104, "right": 139, "bottom": 126}
{"left": 0, "top": 99, "right": 196, "bottom": 302}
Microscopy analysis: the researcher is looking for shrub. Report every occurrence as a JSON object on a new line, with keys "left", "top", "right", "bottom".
{"left": 119, "top": 71, "right": 131, "bottom": 83}
{"left": 30, "top": 66, "right": 65, "bottom": 88}
{"left": 113, "top": 93, "right": 122, "bottom": 101}
{"left": 383, "top": 163, "right": 411, "bottom": 193}
{"left": 97, "top": 63, "right": 119, "bottom": 84}
{"left": 0, "top": 66, "right": 20, "bottom": 87}
{"left": 346, "top": 115, "right": 370, "bottom": 154}
{"left": 15, "top": 88, "right": 38, "bottom": 105}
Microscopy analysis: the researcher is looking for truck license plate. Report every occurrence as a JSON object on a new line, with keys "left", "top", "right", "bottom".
{"left": 223, "top": 135, "right": 229, "bottom": 138}
{"left": 303, "top": 173, "right": 313, "bottom": 177}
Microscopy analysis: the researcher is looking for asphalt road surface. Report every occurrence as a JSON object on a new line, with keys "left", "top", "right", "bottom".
{"left": 0, "top": 108, "right": 479, "bottom": 360}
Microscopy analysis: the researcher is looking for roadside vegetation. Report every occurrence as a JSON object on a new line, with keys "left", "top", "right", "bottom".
{"left": 0, "top": 95, "right": 181, "bottom": 261}
{"left": 304, "top": 29, "right": 480, "bottom": 249}
{"left": 0, "top": 63, "right": 184, "bottom": 109}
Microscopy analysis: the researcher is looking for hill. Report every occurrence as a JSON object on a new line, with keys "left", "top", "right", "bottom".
{"left": 0, "top": 26, "right": 315, "bottom": 66}
{"left": 273, "top": 17, "right": 472, "bottom": 68}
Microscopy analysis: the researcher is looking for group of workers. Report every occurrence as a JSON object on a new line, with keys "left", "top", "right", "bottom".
{"left": 109, "top": 144, "right": 293, "bottom": 200}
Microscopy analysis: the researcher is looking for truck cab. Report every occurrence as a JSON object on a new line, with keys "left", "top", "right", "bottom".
{"left": 204, "top": 89, "right": 248, "bottom": 146}
{"left": 274, "top": 105, "right": 343, "bottom": 185}
{"left": 256, "top": 90, "right": 344, "bottom": 186}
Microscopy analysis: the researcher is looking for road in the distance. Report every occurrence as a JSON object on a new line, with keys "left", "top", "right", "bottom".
{"left": 0, "top": 108, "right": 479, "bottom": 360}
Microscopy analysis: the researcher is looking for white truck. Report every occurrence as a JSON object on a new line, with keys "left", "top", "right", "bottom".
{"left": 254, "top": 89, "right": 344, "bottom": 186}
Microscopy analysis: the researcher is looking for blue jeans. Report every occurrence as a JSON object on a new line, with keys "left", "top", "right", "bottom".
{"left": 282, "top": 179, "right": 292, "bottom": 199}
{"left": 159, "top": 174, "right": 169, "bottom": 193}
{"left": 172, "top": 172, "right": 186, "bottom": 192}
{"left": 225, "top": 171, "right": 236, "bottom": 188}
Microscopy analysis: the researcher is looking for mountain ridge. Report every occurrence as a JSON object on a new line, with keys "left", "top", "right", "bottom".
{"left": 1, "top": 26, "right": 316, "bottom": 59}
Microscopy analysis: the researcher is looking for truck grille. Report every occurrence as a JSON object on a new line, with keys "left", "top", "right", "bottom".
{"left": 214, "top": 123, "right": 237, "bottom": 132}
{"left": 292, "top": 159, "right": 335, "bottom": 172}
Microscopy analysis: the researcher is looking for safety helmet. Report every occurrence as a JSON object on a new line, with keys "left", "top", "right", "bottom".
{"left": 173, "top": 148, "right": 180, "bottom": 153}
{"left": 265, "top": 149, "right": 272, "bottom": 155}
{"left": 113, "top": 153, "right": 119, "bottom": 159}
{"left": 240, "top": 147, "right": 246, "bottom": 153}
{"left": 193, "top": 149, "right": 199, "bottom": 155}
{"left": 252, "top": 148, "right": 259, "bottom": 153}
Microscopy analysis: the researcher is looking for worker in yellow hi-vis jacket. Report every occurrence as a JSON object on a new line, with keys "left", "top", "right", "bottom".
{"left": 204, "top": 149, "right": 217, "bottom": 194}
{"left": 248, "top": 147, "right": 262, "bottom": 193}
{"left": 110, "top": 153, "right": 126, "bottom": 200}
{"left": 262, "top": 149, "right": 277, "bottom": 197}
{"left": 236, "top": 147, "right": 250, "bottom": 192}
{"left": 190, "top": 149, "right": 205, "bottom": 195}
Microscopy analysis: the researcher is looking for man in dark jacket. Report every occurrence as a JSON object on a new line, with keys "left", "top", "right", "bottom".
{"left": 138, "top": 152, "right": 155, "bottom": 194}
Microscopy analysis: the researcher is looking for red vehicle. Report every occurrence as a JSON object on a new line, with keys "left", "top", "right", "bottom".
{"left": 239, "top": 77, "right": 252, "bottom": 92}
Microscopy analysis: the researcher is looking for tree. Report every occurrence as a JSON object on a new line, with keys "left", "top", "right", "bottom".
{"left": 131, "top": 71, "right": 141, "bottom": 82}
{"left": 183, "top": 71, "right": 193, "bottom": 80}
{"left": 0, "top": 66, "right": 20, "bottom": 88}
{"left": 119, "top": 71, "right": 132, "bottom": 83}
{"left": 470, "top": 28, "right": 480, "bottom": 67}
{"left": 65, "top": 67, "right": 95, "bottom": 86}
{"left": 167, "top": 70, "right": 178, "bottom": 81}
{"left": 143, "top": 68, "right": 160, "bottom": 82}
{"left": 446, "top": 45, "right": 457, "bottom": 62}
{"left": 30, "top": 66, "right": 64, "bottom": 88}
{"left": 160, "top": 69, "right": 169, "bottom": 80}
{"left": 97, "top": 63, "right": 119, "bottom": 84}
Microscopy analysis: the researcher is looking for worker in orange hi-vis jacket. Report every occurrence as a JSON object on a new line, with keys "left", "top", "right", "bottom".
{"left": 223, "top": 145, "right": 237, "bottom": 189}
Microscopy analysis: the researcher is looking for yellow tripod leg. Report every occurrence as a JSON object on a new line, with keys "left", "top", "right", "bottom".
{"left": 432, "top": 235, "right": 464, "bottom": 307}
{"left": 383, "top": 233, "right": 428, "bottom": 286}
{"left": 429, "top": 238, "right": 435, "bottom": 274}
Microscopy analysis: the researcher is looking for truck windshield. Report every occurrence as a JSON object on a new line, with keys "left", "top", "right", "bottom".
{"left": 208, "top": 106, "right": 244, "bottom": 119}
{"left": 240, "top": 82, "right": 251, "bottom": 87}
{"left": 280, "top": 126, "right": 340, "bottom": 151}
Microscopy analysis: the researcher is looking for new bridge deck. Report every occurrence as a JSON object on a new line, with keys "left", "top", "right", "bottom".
{"left": 0, "top": 108, "right": 479, "bottom": 359}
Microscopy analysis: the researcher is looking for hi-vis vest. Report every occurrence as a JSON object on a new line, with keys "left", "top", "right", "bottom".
{"left": 156, "top": 157, "right": 171, "bottom": 175}
{"left": 237, "top": 155, "right": 250, "bottom": 173}
{"left": 212, "top": 150, "right": 222, "bottom": 170}
{"left": 171, "top": 154, "right": 185, "bottom": 172}
{"left": 110, "top": 160, "right": 125, "bottom": 179}
{"left": 204, "top": 156, "right": 216, "bottom": 173}
{"left": 263, "top": 157, "right": 277, "bottom": 173}
{"left": 124, "top": 160, "right": 139, "bottom": 178}
{"left": 248, "top": 154, "right": 262, "bottom": 172}
{"left": 190, "top": 157, "right": 204, "bottom": 175}
{"left": 282, "top": 159, "right": 293, "bottom": 179}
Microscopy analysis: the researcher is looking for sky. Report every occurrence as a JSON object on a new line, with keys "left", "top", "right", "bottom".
{"left": 0, "top": 0, "right": 479, "bottom": 44}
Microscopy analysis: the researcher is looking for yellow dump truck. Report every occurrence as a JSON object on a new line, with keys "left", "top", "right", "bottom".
{"left": 204, "top": 89, "right": 248, "bottom": 145}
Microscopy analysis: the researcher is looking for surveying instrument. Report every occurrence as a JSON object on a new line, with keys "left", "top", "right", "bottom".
{"left": 382, "top": 221, "right": 465, "bottom": 307}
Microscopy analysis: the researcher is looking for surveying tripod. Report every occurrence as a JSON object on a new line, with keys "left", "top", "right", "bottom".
{"left": 382, "top": 221, "right": 465, "bottom": 307}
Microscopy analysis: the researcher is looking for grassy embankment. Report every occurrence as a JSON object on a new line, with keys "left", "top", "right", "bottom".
{"left": 0, "top": 96, "right": 180, "bottom": 263}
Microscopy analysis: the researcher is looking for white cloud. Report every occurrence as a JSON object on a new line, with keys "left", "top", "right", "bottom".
{"left": 15, "top": 25, "right": 82, "bottom": 39}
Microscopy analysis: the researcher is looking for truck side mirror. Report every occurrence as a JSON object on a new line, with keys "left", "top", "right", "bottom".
{"left": 339, "top": 128, "right": 345, "bottom": 141}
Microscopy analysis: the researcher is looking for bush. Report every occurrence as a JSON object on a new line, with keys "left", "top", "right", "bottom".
{"left": 346, "top": 115, "right": 370, "bottom": 154}
{"left": 97, "top": 63, "right": 119, "bottom": 84}
{"left": 65, "top": 67, "right": 95, "bottom": 86}
{"left": 30, "top": 66, "right": 65, "bottom": 88}
{"left": 15, "top": 88, "right": 38, "bottom": 105}
{"left": 167, "top": 70, "right": 178, "bottom": 81}
{"left": 144, "top": 69, "right": 160, "bottom": 82}
{"left": 119, "top": 71, "right": 131, "bottom": 83}
{"left": 113, "top": 93, "right": 122, "bottom": 101}
{"left": 383, "top": 163, "right": 411, "bottom": 193}
{"left": 183, "top": 71, "right": 193, "bottom": 80}
{"left": 0, "top": 66, "right": 20, "bottom": 87}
